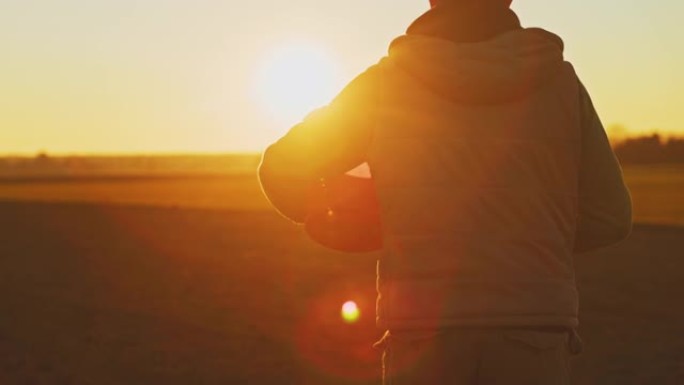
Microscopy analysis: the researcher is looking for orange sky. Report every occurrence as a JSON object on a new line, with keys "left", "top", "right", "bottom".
{"left": 1, "top": 0, "right": 682, "bottom": 154}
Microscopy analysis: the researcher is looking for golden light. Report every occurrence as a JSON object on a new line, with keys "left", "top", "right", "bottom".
{"left": 341, "top": 301, "right": 360, "bottom": 324}
{"left": 253, "top": 42, "right": 340, "bottom": 127}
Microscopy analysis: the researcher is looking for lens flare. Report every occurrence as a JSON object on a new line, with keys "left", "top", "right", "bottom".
{"left": 341, "top": 301, "right": 360, "bottom": 323}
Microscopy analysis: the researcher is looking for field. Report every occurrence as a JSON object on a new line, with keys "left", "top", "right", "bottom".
{"left": 0, "top": 163, "right": 683, "bottom": 384}
{"left": 0, "top": 164, "right": 683, "bottom": 225}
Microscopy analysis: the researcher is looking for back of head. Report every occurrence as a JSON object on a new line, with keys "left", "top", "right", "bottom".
{"left": 430, "top": 0, "right": 513, "bottom": 8}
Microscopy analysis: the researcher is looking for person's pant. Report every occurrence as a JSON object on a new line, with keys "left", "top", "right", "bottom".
{"left": 374, "top": 327, "right": 582, "bottom": 385}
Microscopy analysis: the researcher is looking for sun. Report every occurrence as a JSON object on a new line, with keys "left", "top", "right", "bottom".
{"left": 253, "top": 42, "right": 340, "bottom": 128}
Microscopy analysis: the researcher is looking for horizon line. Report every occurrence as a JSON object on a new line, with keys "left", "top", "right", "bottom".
{"left": 2, "top": 131, "right": 684, "bottom": 158}
{"left": 0, "top": 151, "right": 263, "bottom": 158}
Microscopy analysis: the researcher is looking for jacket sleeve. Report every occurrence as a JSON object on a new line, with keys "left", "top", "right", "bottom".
{"left": 258, "top": 64, "right": 382, "bottom": 223}
{"left": 573, "top": 82, "right": 633, "bottom": 253}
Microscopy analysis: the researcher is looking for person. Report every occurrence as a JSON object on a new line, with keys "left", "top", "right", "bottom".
{"left": 258, "top": 0, "right": 633, "bottom": 383}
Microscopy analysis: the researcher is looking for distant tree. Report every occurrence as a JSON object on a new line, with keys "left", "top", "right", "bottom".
{"left": 664, "top": 137, "right": 684, "bottom": 163}
{"left": 614, "top": 134, "right": 684, "bottom": 164}
{"left": 35, "top": 151, "right": 51, "bottom": 164}
{"left": 31, "top": 150, "right": 65, "bottom": 174}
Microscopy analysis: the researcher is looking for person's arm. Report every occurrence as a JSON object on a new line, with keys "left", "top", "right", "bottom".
{"left": 574, "top": 83, "right": 633, "bottom": 253}
{"left": 258, "top": 64, "right": 382, "bottom": 223}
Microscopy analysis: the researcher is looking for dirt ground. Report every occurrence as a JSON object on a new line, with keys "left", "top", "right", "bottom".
{"left": 1, "top": 200, "right": 683, "bottom": 384}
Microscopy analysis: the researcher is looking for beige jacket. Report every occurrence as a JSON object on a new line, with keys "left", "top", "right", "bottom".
{"left": 259, "top": 26, "right": 632, "bottom": 329}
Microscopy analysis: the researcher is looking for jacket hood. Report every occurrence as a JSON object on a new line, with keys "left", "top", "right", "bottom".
{"left": 388, "top": 28, "right": 567, "bottom": 104}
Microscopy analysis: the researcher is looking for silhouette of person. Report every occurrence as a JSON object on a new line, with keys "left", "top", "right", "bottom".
{"left": 259, "top": 0, "right": 632, "bottom": 383}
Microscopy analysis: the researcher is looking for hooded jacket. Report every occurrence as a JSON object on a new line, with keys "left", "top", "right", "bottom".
{"left": 259, "top": 4, "right": 632, "bottom": 329}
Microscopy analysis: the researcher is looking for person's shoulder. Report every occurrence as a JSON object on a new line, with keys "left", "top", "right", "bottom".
{"left": 338, "top": 56, "right": 401, "bottom": 99}
{"left": 357, "top": 56, "right": 396, "bottom": 81}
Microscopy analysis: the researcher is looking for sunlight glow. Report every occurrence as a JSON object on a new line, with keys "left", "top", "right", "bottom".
{"left": 341, "top": 301, "right": 360, "bottom": 323}
{"left": 1, "top": 2, "right": 683, "bottom": 154}
{"left": 253, "top": 42, "right": 340, "bottom": 128}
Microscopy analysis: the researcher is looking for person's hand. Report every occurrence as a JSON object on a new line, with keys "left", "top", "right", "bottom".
{"left": 305, "top": 173, "right": 383, "bottom": 253}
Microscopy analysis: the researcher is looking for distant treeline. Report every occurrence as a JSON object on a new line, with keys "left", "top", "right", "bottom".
{"left": 0, "top": 154, "right": 262, "bottom": 178}
{"left": 613, "top": 135, "right": 684, "bottom": 165}
{"left": 1, "top": 135, "right": 682, "bottom": 178}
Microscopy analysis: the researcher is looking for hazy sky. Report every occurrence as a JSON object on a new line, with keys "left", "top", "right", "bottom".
{"left": 1, "top": 0, "right": 682, "bottom": 154}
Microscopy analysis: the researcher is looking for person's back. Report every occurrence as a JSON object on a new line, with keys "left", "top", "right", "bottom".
{"left": 258, "top": 0, "right": 632, "bottom": 383}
